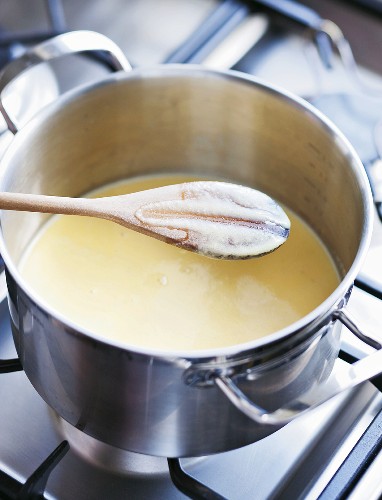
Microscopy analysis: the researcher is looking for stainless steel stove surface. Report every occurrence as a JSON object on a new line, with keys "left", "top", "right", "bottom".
{"left": 1, "top": 1, "right": 382, "bottom": 499}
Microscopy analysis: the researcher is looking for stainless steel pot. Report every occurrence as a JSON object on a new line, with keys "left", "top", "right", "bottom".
{"left": 0, "top": 31, "right": 380, "bottom": 458}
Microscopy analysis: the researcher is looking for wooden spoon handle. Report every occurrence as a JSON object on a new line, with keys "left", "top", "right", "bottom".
{"left": 0, "top": 192, "right": 97, "bottom": 217}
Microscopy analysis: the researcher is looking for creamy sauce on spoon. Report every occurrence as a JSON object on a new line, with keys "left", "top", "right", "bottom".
{"left": 134, "top": 181, "right": 290, "bottom": 258}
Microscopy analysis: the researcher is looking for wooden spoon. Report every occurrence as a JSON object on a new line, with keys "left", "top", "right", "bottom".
{"left": 0, "top": 181, "right": 290, "bottom": 259}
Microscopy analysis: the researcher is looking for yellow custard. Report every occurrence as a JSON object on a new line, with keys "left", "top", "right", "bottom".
{"left": 19, "top": 175, "right": 340, "bottom": 351}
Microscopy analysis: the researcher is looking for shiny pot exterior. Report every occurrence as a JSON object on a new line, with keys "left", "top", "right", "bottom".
{"left": 0, "top": 65, "right": 373, "bottom": 457}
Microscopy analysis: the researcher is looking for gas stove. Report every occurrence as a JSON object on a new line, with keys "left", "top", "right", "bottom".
{"left": 1, "top": 1, "right": 382, "bottom": 499}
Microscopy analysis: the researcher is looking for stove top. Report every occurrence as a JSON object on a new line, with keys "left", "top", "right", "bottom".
{"left": 0, "top": 291, "right": 381, "bottom": 500}
{"left": 1, "top": 1, "right": 382, "bottom": 499}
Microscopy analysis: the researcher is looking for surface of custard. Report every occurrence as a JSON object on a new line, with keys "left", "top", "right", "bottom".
{"left": 19, "top": 175, "right": 340, "bottom": 351}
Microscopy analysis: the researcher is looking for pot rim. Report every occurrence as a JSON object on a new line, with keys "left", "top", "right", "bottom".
{"left": 0, "top": 64, "right": 374, "bottom": 360}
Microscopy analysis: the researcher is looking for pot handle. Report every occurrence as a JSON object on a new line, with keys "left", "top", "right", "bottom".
{"left": 0, "top": 30, "right": 132, "bottom": 134}
{"left": 214, "top": 308, "right": 382, "bottom": 425}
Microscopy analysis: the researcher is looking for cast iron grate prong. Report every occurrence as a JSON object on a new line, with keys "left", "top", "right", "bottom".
{"left": 0, "top": 358, "right": 22, "bottom": 374}
{"left": 0, "top": 441, "right": 69, "bottom": 499}
{"left": 168, "top": 458, "right": 227, "bottom": 500}
{"left": 18, "top": 441, "right": 69, "bottom": 500}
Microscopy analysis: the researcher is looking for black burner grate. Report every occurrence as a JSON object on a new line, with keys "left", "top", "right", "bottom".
{"left": 0, "top": 358, "right": 22, "bottom": 374}
{"left": 0, "top": 0, "right": 66, "bottom": 68}
{"left": 168, "top": 458, "right": 227, "bottom": 500}
{"left": 0, "top": 441, "right": 69, "bottom": 500}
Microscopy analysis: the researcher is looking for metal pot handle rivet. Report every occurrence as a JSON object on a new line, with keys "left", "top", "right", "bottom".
{"left": 214, "top": 308, "right": 382, "bottom": 426}
{"left": 0, "top": 30, "right": 132, "bottom": 134}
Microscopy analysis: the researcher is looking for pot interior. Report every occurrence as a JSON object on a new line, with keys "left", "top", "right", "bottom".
{"left": 0, "top": 67, "right": 371, "bottom": 280}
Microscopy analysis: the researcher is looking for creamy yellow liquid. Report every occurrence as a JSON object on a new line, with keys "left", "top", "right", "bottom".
{"left": 19, "top": 175, "right": 340, "bottom": 351}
